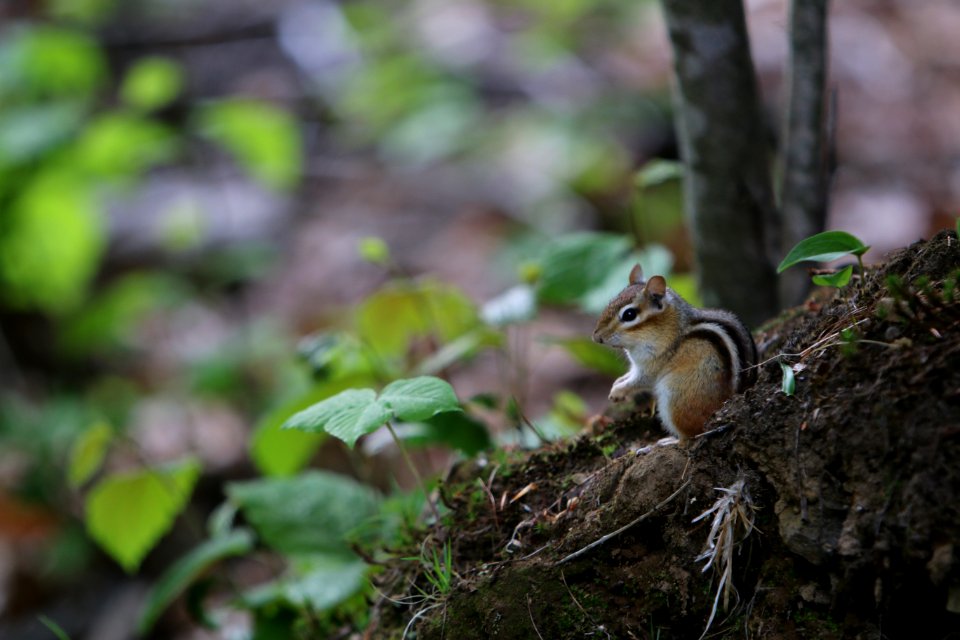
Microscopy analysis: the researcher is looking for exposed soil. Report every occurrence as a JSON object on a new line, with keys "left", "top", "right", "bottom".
{"left": 366, "top": 230, "right": 960, "bottom": 640}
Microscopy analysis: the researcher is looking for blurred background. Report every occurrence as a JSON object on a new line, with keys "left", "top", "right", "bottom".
{"left": 1, "top": 0, "right": 958, "bottom": 638}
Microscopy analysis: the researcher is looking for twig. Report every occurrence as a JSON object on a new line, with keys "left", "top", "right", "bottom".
{"left": 527, "top": 594, "right": 545, "bottom": 640}
{"left": 402, "top": 603, "right": 443, "bottom": 640}
{"left": 555, "top": 480, "right": 691, "bottom": 565}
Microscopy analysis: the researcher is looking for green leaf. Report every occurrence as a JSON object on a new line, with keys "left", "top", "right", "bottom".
{"left": 282, "top": 388, "right": 389, "bottom": 448}
{"left": 536, "top": 233, "right": 632, "bottom": 305}
{"left": 227, "top": 471, "right": 380, "bottom": 556}
{"left": 380, "top": 376, "right": 460, "bottom": 422}
{"left": 811, "top": 265, "right": 854, "bottom": 288}
{"left": 0, "top": 101, "right": 86, "bottom": 167}
{"left": 777, "top": 231, "right": 870, "bottom": 273}
{"left": 67, "top": 421, "right": 112, "bottom": 488}
{"left": 780, "top": 362, "right": 796, "bottom": 396}
{"left": 635, "top": 159, "right": 683, "bottom": 189}
{"left": 73, "top": 112, "right": 177, "bottom": 180}
{"left": 356, "top": 281, "right": 479, "bottom": 363}
{"left": 414, "top": 328, "right": 502, "bottom": 376}
{"left": 283, "top": 554, "right": 368, "bottom": 610}
{"left": 38, "top": 615, "right": 71, "bottom": 640}
{"left": 392, "top": 411, "right": 491, "bottom": 455}
{"left": 197, "top": 99, "right": 301, "bottom": 191}
{"left": 85, "top": 458, "right": 201, "bottom": 573}
{"left": 251, "top": 376, "right": 376, "bottom": 476}
{"left": 138, "top": 529, "right": 255, "bottom": 633}
{"left": 121, "top": 57, "right": 182, "bottom": 111}
{"left": 0, "top": 26, "right": 106, "bottom": 99}
{"left": 551, "top": 337, "right": 626, "bottom": 377}
{"left": 0, "top": 170, "right": 103, "bottom": 314}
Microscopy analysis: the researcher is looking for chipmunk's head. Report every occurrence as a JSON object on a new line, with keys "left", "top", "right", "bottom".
{"left": 592, "top": 264, "right": 670, "bottom": 347}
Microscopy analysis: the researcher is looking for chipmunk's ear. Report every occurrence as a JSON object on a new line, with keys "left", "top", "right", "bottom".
{"left": 629, "top": 263, "right": 644, "bottom": 285}
{"left": 645, "top": 275, "right": 667, "bottom": 309}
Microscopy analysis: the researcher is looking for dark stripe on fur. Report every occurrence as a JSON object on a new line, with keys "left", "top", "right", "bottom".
{"left": 686, "top": 327, "right": 734, "bottom": 389}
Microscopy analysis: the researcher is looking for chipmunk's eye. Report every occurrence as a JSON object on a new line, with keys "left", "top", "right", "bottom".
{"left": 619, "top": 307, "right": 638, "bottom": 322}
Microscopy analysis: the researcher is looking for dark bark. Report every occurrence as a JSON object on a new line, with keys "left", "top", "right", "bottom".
{"left": 780, "top": 0, "right": 831, "bottom": 307}
{"left": 660, "top": 0, "right": 779, "bottom": 328}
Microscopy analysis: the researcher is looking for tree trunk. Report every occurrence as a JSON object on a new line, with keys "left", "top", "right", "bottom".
{"left": 660, "top": 0, "right": 780, "bottom": 328}
{"left": 779, "top": 0, "right": 831, "bottom": 307}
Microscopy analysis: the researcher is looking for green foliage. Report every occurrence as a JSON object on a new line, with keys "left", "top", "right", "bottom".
{"left": 38, "top": 615, "right": 72, "bottom": 640}
{"left": 67, "top": 421, "right": 112, "bottom": 488}
{"left": 392, "top": 411, "right": 492, "bottom": 456}
{"left": 0, "top": 25, "right": 106, "bottom": 98}
{"left": 635, "top": 158, "right": 683, "bottom": 188}
{"left": 550, "top": 337, "right": 625, "bottom": 377}
{"left": 356, "top": 280, "right": 480, "bottom": 366}
{"left": 85, "top": 458, "right": 201, "bottom": 572}
{"left": 777, "top": 231, "right": 869, "bottom": 272}
{"left": 227, "top": 471, "right": 381, "bottom": 556}
{"left": 120, "top": 57, "right": 182, "bottom": 111}
{"left": 811, "top": 265, "right": 854, "bottom": 288}
{"left": 139, "top": 529, "right": 255, "bottom": 633}
{"left": 283, "top": 376, "right": 460, "bottom": 448}
{"left": 535, "top": 232, "right": 631, "bottom": 305}
{"left": 197, "top": 99, "right": 301, "bottom": 191}
{"left": 0, "top": 170, "right": 103, "bottom": 314}
{"left": 780, "top": 362, "right": 796, "bottom": 397}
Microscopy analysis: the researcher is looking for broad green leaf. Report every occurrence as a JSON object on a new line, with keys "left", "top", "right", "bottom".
{"left": 227, "top": 471, "right": 380, "bottom": 555}
{"left": 536, "top": 233, "right": 631, "bottom": 305}
{"left": 551, "top": 337, "right": 626, "bottom": 377}
{"left": 481, "top": 285, "right": 536, "bottom": 326}
{"left": 0, "top": 26, "right": 106, "bottom": 98}
{"left": 73, "top": 112, "right": 177, "bottom": 180}
{"left": 811, "top": 265, "right": 854, "bottom": 288}
{"left": 67, "top": 421, "right": 112, "bottom": 488}
{"left": 121, "top": 57, "right": 182, "bottom": 111}
{"left": 356, "top": 281, "right": 479, "bottom": 363}
{"left": 85, "top": 458, "right": 201, "bottom": 573}
{"left": 0, "top": 171, "right": 103, "bottom": 314}
{"left": 380, "top": 376, "right": 460, "bottom": 422}
{"left": 635, "top": 159, "right": 683, "bottom": 188}
{"left": 780, "top": 362, "right": 796, "bottom": 396}
{"left": 0, "top": 102, "right": 86, "bottom": 167}
{"left": 251, "top": 376, "right": 374, "bottom": 476}
{"left": 197, "top": 99, "right": 301, "bottom": 191}
{"left": 777, "top": 231, "right": 869, "bottom": 273}
{"left": 282, "top": 388, "right": 389, "bottom": 448}
{"left": 283, "top": 554, "right": 368, "bottom": 610}
{"left": 391, "top": 411, "right": 491, "bottom": 455}
{"left": 414, "top": 328, "right": 502, "bottom": 376}
{"left": 138, "top": 529, "right": 255, "bottom": 633}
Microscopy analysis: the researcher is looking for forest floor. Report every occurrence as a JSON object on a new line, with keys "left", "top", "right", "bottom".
{"left": 366, "top": 230, "right": 960, "bottom": 640}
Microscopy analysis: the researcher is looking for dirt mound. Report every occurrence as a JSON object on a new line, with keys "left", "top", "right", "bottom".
{"left": 368, "top": 230, "right": 960, "bottom": 639}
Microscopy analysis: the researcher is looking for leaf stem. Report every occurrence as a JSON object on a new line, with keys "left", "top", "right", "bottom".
{"left": 385, "top": 422, "right": 442, "bottom": 523}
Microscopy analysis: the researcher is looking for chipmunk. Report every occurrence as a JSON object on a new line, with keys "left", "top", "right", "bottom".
{"left": 592, "top": 264, "right": 758, "bottom": 440}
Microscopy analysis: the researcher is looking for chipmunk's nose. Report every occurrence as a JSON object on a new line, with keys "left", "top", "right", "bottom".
{"left": 593, "top": 331, "right": 603, "bottom": 344}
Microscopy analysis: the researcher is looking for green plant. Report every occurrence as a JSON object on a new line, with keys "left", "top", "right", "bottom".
{"left": 777, "top": 230, "right": 870, "bottom": 292}
{"left": 283, "top": 375, "right": 461, "bottom": 521}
